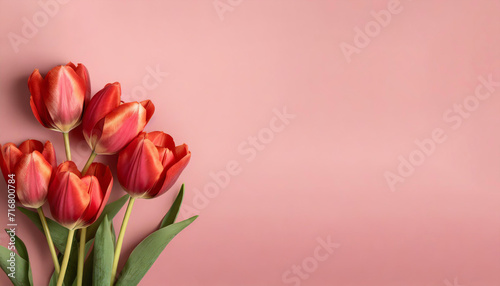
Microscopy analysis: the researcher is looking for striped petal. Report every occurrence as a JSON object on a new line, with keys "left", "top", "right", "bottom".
{"left": 71, "top": 63, "right": 91, "bottom": 105}
{"left": 81, "top": 162, "right": 113, "bottom": 225}
{"left": 48, "top": 163, "right": 89, "bottom": 229}
{"left": 42, "top": 141, "right": 57, "bottom": 169}
{"left": 0, "top": 143, "right": 23, "bottom": 182}
{"left": 28, "top": 69, "right": 55, "bottom": 129}
{"left": 14, "top": 152, "right": 52, "bottom": 208}
{"left": 117, "top": 134, "right": 163, "bottom": 197}
{"left": 147, "top": 131, "right": 175, "bottom": 150}
{"left": 18, "top": 139, "right": 44, "bottom": 154}
{"left": 79, "top": 175, "right": 103, "bottom": 227}
{"left": 140, "top": 100, "right": 155, "bottom": 124}
{"left": 156, "top": 146, "right": 176, "bottom": 169}
{"left": 149, "top": 147, "right": 191, "bottom": 198}
{"left": 43, "top": 65, "right": 85, "bottom": 132}
{"left": 93, "top": 102, "right": 148, "bottom": 154}
{"left": 174, "top": 144, "right": 190, "bottom": 159}
{"left": 57, "top": 161, "right": 82, "bottom": 176}
{"left": 82, "top": 83, "right": 121, "bottom": 144}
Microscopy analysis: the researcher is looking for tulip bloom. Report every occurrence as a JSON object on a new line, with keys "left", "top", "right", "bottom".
{"left": 28, "top": 62, "right": 90, "bottom": 133}
{"left": 117, "top": 131, "right": 190, "bottom": 198}
{"left": 82, "top": 82, "right": 154, "bottom": 155}
{"left": 111, "top": 132, "right": 190, "bottom": 282}
{"left": 0, "top": 140, "right": 56, "bottom": 208}
{"left": 48, "top": 161, "right": 112, "bottom": 230}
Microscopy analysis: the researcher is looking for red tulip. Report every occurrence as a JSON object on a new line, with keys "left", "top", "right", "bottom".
{"left": 82, "top": 83, "right": 155, "bottom": 155}
{"left": 117, "top": 132, "right": 190, "bottom": 198}
{"left": 28, "top": 62, "right": 90, "bottom": 132}
{"left": 48, "top": 161, "right": 112, "bottom": 229}
{"left": 0, "top": 140, "right": 56, "bottom": 208}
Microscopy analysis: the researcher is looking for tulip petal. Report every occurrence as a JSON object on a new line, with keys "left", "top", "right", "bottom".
{"left": 43, "top": 66, "right": 85, "bottom": 132}
{"left": 0, "top": 143, "right": 23, "bottom": 182}
{"left": 57, "top": 161, "right": 82, "bottom": 177}
{"left": 29, "top": 69, "right": 55, "bottom": 129}
{"left": 117, "top": 135, "right": 163, "bottom": 196}
{"left": 14, "top": 152, "right": 52, "bottom": 208}
{"left": 72, "top": 63, "right": 91, "bottom": 105}
{"left": 156, "top": 147, "right": 176, "bottom": 169}
{"left": 140, "top": 100, "right": 155, "bottom": 124}
{"left": 79, "top": 175, "right": 103, "bottom": 226}
{"left": 85, "top": 163, "right": 113, "bottom": 189}
{"left": 83, "top": 163, "right": 113, "bottom": 225}
{"left": 147, "top": 131, "right": 175, "bottom": 150}
{"left": 42, "top": 141, "right": 57, "bottom": 169}
{"left": 82, "top": 83, "right": 121, "bottom": 144}
{"left": 93, "top": 102, "right": 148, "bottom": 154}
{"left": 66, "top": 62, "right": 77, "bottom": 69}
{"left": 149, "top": 149, "right": 191, "bottom": 198}
{"left": 19, "top": 139, "right": 44, "bottom": 154}
{"left": 174, "top": 144, "right": 189, "bottom": 159}
{"left": 48, "top": 167, "right": 89, "bottom": 229}
{"left": 30, "top": 98, "right": 48, "bottom": 129}
{"left": 155, "top": 143, "right": 188, "bottom": 169}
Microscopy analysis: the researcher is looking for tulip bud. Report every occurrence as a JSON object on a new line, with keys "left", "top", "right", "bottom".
{"left": 0, "top": 140, "right": 56, "bottom": 208}
{"left": 48, "top": 161, "right": 113, "bottom": 229}
{"left": 117, "top": 132, "right": 190, "bottom": 198}
{"left": 82, "top": 83, "right": 155, "bottom": 155}
{"left": 28, "top": 62, "right": 90, "bottom": 133}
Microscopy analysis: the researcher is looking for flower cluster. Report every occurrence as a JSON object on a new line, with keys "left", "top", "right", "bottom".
{"left": 0, "top": 63, "right": 194, "bottom": 286}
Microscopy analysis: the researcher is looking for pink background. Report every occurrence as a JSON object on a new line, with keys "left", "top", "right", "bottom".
{"left": 1, "top": 1, "right": 500, "bottom": 285}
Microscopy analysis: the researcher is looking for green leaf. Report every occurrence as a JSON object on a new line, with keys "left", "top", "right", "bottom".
{"left": 48, "top": 270, "right": 56, "bottom": 286}
{"left": 160, "top": 184, "right": 184, "bottom": 228}
{"left": 93, "top": 216, "right": 114, "bottom": 286}
{"left": 116, "top": 216, "right": 198, "bottom": 286}
{"left": 86, "top": 194, "right": 129, "bottom": 242}
{"left": 4, "top": 230, "right": 28, "bottom": 261}
{"left": 84, "top": 238, "right": 94, "bottom": 258}
{"left": 0, "top": 246, "right": 31, "bottom": 286}
{"left": 16, "top": 237, "right": 32, "bottom": 286}
{"left": 3, "top": 231, "right": 32, "bottom": 286}
{"left": 110, "top": 222, "right": 116, "bottom": 247}
{"left": 18, "top": 207, "right": 69, "bottom": 253}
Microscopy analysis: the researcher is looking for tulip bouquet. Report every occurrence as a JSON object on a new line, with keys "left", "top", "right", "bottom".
{"left": 0, "top": 63, "right": 196, "bottom": 286}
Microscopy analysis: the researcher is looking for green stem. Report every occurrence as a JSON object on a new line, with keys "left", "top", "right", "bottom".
{"left": 110, "top": 197, "right": 136, "bottom": 284}
{"left": 63, "top": 132, "right": 72, "bottom": 161}
{"left": 37, "top": 208, "right": 60, "bottom": 275}
{"left": 81, "top": 151, "right": 97, "bottom": 175}
{"left": 57, "top": 229, "right": 75, "bottom": 286}
{"left": 76, "top": 227, "right": 87, "bottom": 286}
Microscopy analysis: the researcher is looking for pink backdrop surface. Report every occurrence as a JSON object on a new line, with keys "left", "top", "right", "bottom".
{"left": 1, "top": 1, "right": 500, "bottom": 285}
